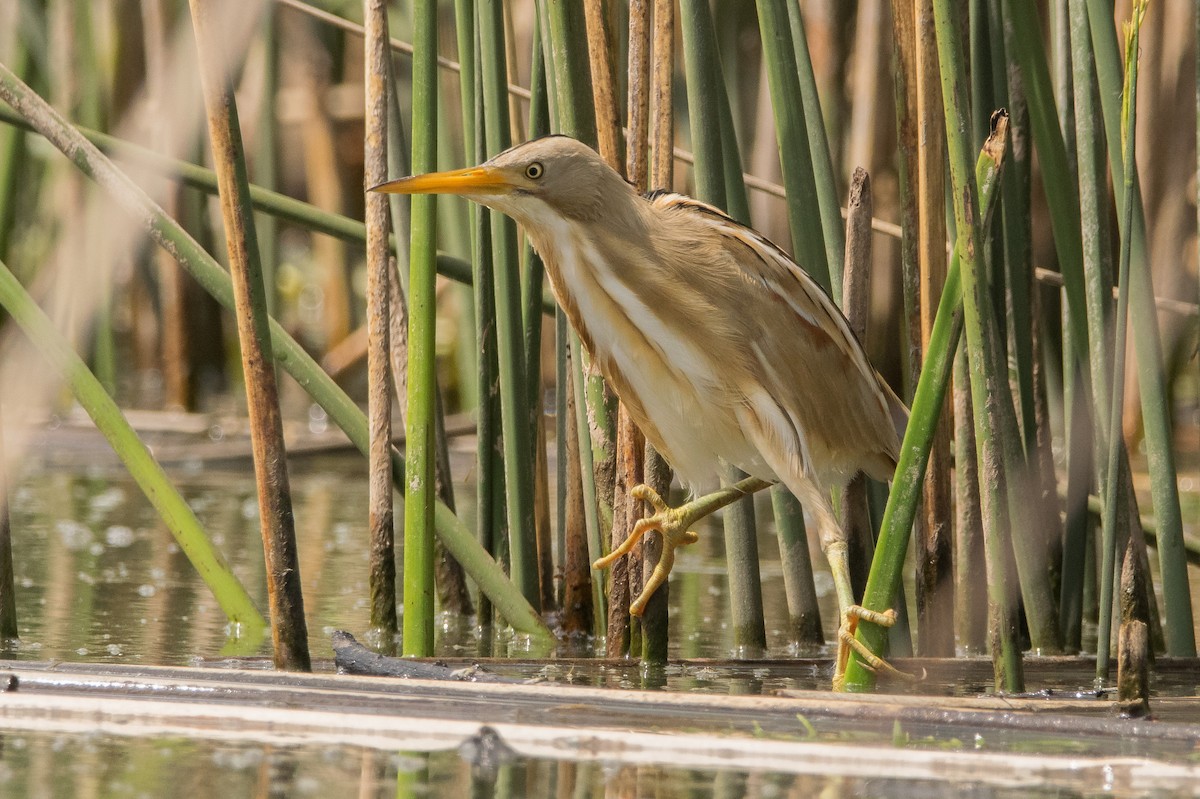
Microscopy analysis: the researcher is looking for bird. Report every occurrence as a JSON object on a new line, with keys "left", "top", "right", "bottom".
{"left": 372, "top": 135, "right": 909, "bottom": 688}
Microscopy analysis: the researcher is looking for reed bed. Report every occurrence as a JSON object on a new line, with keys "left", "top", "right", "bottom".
{"left": 0, "top": 0, "right": 1195, "bottom": 694}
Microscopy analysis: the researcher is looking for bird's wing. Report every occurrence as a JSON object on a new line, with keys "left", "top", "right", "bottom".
{"left": 648, "top": 193, "right": 905, "bottom": 483}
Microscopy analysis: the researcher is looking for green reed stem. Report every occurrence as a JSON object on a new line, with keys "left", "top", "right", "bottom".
{"left": 543, "top": 0, "right": 610, "bottom": 635}
{"left": 786, "top": 1, "right": 845, "bottom": 302}
{"left": 752, "top": 0, "right": 830, "bottom": 291}
{"left": 1087, "top": 0, "right": 1194, "bottom": 657}
{"left": 0, "top": 255, "right": 264, "bottom": 630}
{"left": 1099, "top": 1, "right": 1148, "bottom": 680}
{"left": 842, "top": 115, "right": 1010, "bottom": 693}
{"left": 480, "top": 0, "right": 540, "bottom": 610}
{"left": 402, "top": 0, "right": 439, "bottom": 656}
{"left": 680, "top": 0, "right": 766, "bottom": 654}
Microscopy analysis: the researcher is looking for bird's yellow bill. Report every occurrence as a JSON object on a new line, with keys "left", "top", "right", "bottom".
{"left": 369, "top": 166, "right": 511, "bottom": 196}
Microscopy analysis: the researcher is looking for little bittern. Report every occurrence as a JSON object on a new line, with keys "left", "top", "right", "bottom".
{"left": 374, "top": 136, "right": 908, "bottom": 687}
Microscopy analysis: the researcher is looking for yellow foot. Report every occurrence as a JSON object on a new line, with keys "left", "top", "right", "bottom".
{"left": 591, "top": 484, "right": 699, "bottom": 617}
{"left": 832, "top": 605, "right": 919, "bottom": 691}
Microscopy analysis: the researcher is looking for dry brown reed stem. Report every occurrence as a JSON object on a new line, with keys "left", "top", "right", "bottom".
{"left": 584, "top": 0, "right": 637, "bottom": 656}
{"left": 914, "top": 0, "right": 954, "bottom": 658}
{"left": 839, "top": 168, "right": 875, "bottom": 597}
{"left": 584, "top": 0, "right": 621, "bottom": 167}
{"left": 363, "top": 0, "right": 398, "bottom": 645}
{"left": 561, "top": 342, "right": 594, "bottom": 636}
{"left": 649, "top": 0, "right": 675, "bottom": 193}
{"left": 142, "top": 0, "right": 190, "bottom": 410}
{"left": 188, "top": 0, "right": 310, "bottom": 671}
{"left": 637, "top": 0, "right": 675, "bottom": 664}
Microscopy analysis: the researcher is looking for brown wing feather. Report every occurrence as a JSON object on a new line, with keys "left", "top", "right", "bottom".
{"left": 646, "top": 194, "right": 905, "bottom": 484}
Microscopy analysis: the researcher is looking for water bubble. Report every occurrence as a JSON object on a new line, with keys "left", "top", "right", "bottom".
{"left": 55, "top": 520, "right": 93, "bottom": 551}
{"left": 137, "top": 584, "right": 156, "bottom": 598}
{"left": 241, "top": 498, "right": 259, "bottom": 519}
{"left": 106, "top": 644, "right": 122, "bottom": 656}
{"left": 104, "top": 525, "right": 135, "bottom": 547}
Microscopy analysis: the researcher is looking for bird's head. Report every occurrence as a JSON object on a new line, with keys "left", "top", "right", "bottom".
{"left": 370, "top": 135, "right": 635, "bottom": 230}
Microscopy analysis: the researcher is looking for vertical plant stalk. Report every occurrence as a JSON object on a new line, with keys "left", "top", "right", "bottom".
{"left": 842, "top": 114, "right": 1010, "bottom": 692}
{"left": 953, "top": 342, "right": 987, "bottom": 653}
{"left": 838, "top": 168, "right": 875, "bottom": 602}
{"left": 914, "top": 0, "right": 954, "bottom": 658}
{"left": 603, "top": 0, "right": 652, "bottom": 658}
{"left": 403, "top": 0, "right": 439, "bottom": 656}
{"left": 560, "top": 319, "right": 594, "bottom": 635}
{"left": 544, "top": 0, "right": 610, "bottom": 636}
{"left": 680, "top": 0, "right": 766, "bottom": 656}
{"left": 584, "top": 0, "right": 622, "bottom": 167}
{"left": 640, "top": 0, "right": 675, "bottom": 664}
{"left": 363, "top": 0, "right": 398, "bottom": 645}
{"left": 189, "top": 0, "right": 310, "bottom": 671}
{"left": 786, "top": 0, "right": 845, "bottom": 298}
{"left": 479, "top": 0, "right": 540, "bottom": 611}
{"left": 929, "top": 0, "right": 1028, "bottom": 685}
{"left": 1099, "top": 1, "right": 1147, "bottom": 681}
{"left": 143, "top": 0, "right": 191, "bottom": 410}
{"left": 1086, "top": 0, "right": 1194, "bottom": 657}
{"left": 524, "top": 26, "right": 555, "bottom": 615}
{"left": 0, "top": 256, "right": 264, "bottom": 629}
{"left": 587, "top": 0, "right": 638, "bottom": 656}
{"left": 0, "top": 406, "right": 17, "bottom": 639}
{"left": 752, "top": 0, "right": 830, "bottom": 291}
{"left": 0, "top": 63, "right": 553, "bottom": 645}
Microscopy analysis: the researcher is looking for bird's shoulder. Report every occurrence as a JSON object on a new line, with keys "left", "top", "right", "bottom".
{"left": 646, "top": 192, "right": 866, "bottom": 368}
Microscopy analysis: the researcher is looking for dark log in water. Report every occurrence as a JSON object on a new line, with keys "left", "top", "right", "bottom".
{"left": 330, "top": 630, "right": 516, "bottom": 682}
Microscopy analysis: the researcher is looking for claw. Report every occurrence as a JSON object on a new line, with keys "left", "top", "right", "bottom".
{"left": 592, "top": 483, "right": 701, "bottom": 617}
{"left": 832, "top": 605, "right": 917, "bottom": 690}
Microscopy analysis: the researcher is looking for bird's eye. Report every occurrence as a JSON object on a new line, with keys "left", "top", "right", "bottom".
{"left": 525, "top": 162, "right": 544, "bottom": 180}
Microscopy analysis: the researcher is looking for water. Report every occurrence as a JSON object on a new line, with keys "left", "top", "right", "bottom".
{"left": 1, "top": 421, "right": 1198, "bottom": 798}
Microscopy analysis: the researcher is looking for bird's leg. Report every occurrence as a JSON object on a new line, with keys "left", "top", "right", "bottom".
{"left": 826, "top": 540, "right": 915, "bottom": 690}
{"left": 593, "top": 475, "right": 773, "bottom": 616}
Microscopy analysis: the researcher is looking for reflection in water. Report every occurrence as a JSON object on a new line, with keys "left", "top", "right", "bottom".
{"left": 0, "top": 733, "right": 1104, "bottom": 798}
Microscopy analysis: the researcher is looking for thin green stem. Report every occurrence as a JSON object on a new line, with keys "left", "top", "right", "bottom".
{"left": 403, "top": 0, "right": 439, "bottom": 656}
{"left": 479, "top": 0, "right": 540, "bottom": 610}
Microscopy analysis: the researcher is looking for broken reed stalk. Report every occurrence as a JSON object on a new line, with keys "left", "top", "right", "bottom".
{"left": 188, "top": 0, "right": 310, "bottom": 671}
{"left": 0, "top": 63, "right": 553, "bottom": 646}
{"left": 403, "top": 0, "right": 439, "bottom": 656}
{"left": 1100, "top": 0, "right": 1147, "bottom": 681}
{"left": 841, "top": 115, "right": 1010, "bottom": 693}
{"left": 0, "top": 255, "right": 264, "bottom": 632}
{"left": 838, "top": 168, "right": 875, "bottom": 603}
{"left": 639, "top": 0, "right": 675, "bottom": 664}
{"left": 363, "top": 0, "right": 398, "bottom": 647}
